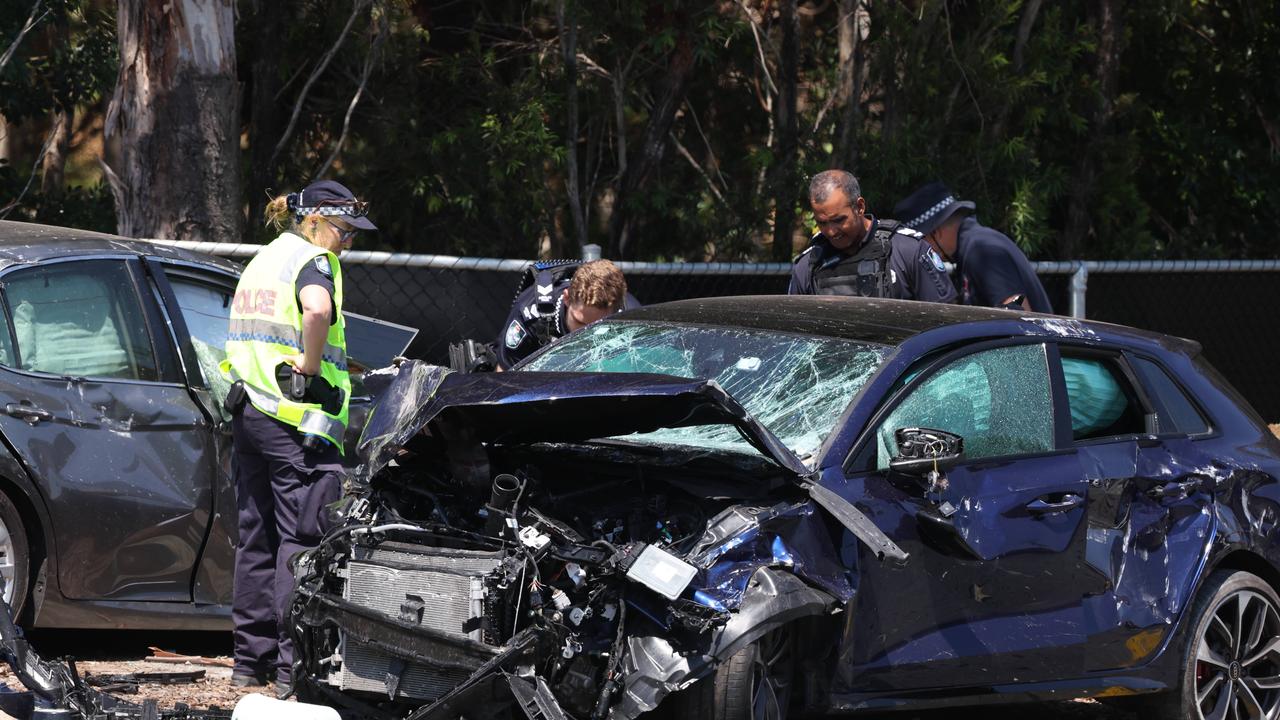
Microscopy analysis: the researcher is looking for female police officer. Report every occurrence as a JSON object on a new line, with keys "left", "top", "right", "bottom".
{"left": 221, "top": 180, "right": 374, "bottom": 687}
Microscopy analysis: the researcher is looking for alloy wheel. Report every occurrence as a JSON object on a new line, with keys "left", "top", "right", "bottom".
{"left": 748, "top": 628, "right": 794, "bottom": 720}
{"left": 1195, "top": 588, "right": 1280, "bottom": 720}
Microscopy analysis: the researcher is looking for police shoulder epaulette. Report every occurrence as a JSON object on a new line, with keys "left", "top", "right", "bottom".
{"left": 793, "top": 245, "right": 818, "bottom": 264}
{"left": 896, "top": 226, "right": 924, "bottom": 239}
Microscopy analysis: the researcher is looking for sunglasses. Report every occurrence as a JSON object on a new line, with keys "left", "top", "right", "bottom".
{"left": 323, "top": 217, "right": 359, "bottom": 245}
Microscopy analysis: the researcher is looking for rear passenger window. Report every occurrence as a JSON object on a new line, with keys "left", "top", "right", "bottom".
{"left": 1060, "top": 355, "right": 1145, "bottom": 441}
{"left": 2, "top": 260, "right": 158, "bottom": 380}
{"left": 1131, "top": 357, "right": 1209, "bottom": 434}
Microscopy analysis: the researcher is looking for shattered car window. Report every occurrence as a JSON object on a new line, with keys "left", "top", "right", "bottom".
{"left": 167, "top": 278, "right": 234, "bottom": 418}
{"left": 524, "top": 320, "right": 890, "bottom": 460}
{"left": 876, "top": 343, "right": 1054, "bottom": 468}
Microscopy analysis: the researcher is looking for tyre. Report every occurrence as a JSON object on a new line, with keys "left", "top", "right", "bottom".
{"left": 658, "top": 625, "right": 796, "bottom": 720}
{"left": 0, "top": 490, "right": 29, "bottom": 620}
{"left": 1146, "top": 569, "right": 1280, "bottom": 719}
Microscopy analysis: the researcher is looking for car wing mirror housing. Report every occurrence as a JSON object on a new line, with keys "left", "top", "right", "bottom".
{"left": 888, "top": 427, "right": 965, "bottom": 476}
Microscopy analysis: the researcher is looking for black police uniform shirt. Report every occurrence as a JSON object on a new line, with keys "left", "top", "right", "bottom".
{"left": 953, "top": 216, "right": 1052, "bottom": 313}
{"left": 295, "top": 255, "right": 338, "bottom": 325}
{"left": 787, "top": 217, "right": 957, "bottom": 303}
{"left": 497, "top": 280, "right": 641, "bottom": 370}
{"left": 498, "top": 281, "right": 567, "bottom": 370}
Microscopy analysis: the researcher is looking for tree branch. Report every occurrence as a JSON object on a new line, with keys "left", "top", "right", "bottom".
{"left": 1012, "top": 0, "right": 1044, "bottom": 72}
{"left": 671, "top": 131, "right": 726, "bottom": 205}
{"left": 684, "top": 100, "right": 728, "bottom": 193}
{"left": 269, "top": 0, "right": 372, "bottom": 175}
{"left": 316, "top": 4, "right": 388, "bottom": 177}
{"left": 736, "top": 0, "right": 778, "bottom": 98}
{"left": 0, "top": 129, "right": 55, "bottom": 219}
{"left": 0, "top": 1, "right": 48, "bottom": 76}
{"left": 943, "top": 0, "right": 988, "bottom": 199}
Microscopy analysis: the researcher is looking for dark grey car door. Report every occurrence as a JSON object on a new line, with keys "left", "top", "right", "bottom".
{"left": 147, "top": 261, "right": 238, "bottom": 606}
{"left": 0, "top": 257, "right": 217, "bottom": 601}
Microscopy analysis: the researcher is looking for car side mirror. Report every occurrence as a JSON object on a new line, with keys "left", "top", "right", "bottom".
{"left": 889, "top": 427, "right": 965, "bottom": 476}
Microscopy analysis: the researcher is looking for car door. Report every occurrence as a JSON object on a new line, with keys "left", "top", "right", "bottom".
{"left": 145, "top": 259, "right": 239, "bottom": 606}
{"left": 1061, "top": 348, "right": 1216, "bottom": 672}
{"left": 832, "top": 340, "right": 1098, "bottom": 692}
{"left": 0, "top": 257, "right": 217, "bottom": 601}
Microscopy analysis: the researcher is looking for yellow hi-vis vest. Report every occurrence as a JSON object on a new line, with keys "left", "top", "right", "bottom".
{"left": 221, "top": 232, "right": 350, "bottom": 451}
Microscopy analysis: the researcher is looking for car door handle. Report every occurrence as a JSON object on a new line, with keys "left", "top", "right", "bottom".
{"left": 5, "top": 402, "right": 52, "bottom": 425}
{"left": 1026, "top": 493, "right": 1084, "bottom": 514}
{"left": 1149, "top": 479, "right": 1200, "bottom": 500}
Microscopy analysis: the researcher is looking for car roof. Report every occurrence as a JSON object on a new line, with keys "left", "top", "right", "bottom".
{"left": 0, "top": 220, "right": 242, "bottom": 275}
{"left": 614, "top": 295, "right": 1200, "bottom": 354}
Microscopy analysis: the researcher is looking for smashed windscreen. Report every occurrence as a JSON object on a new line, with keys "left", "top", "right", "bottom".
{"left": 522, "top": 321, "right": 890, "bottom": 461}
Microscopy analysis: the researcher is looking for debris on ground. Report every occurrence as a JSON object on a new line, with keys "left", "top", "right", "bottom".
{"left": 144, "top": 649, "right": 233, "bottom": 668}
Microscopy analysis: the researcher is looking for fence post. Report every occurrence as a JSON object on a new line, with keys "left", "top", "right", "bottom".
{"left": 1069, "top": 262, "right": 1088, "bottom": 319}
{"left": 581, "top": 243, "right": 601, "bottom": 261}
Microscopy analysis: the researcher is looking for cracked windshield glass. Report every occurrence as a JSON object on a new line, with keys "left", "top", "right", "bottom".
{"left": 524, "top": 321, "right": 890, "bottom": 462}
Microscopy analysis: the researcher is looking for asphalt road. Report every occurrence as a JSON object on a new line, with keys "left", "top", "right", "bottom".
{"left": 20, "top": 630, "right": 1139, "bottom": 719}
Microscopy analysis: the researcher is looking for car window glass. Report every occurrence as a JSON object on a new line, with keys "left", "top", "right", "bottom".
{"left": 166, "top": 275, "right": 233, "bottom": 411}
{"left": 1060, "top": 355, "right": 1146, "bottom": 441}
{"left": 4, "top": 260, "right": 157, "bottom": 380}
{"left": 875, "top": 344, "right": 1054, "bottom": 469}
{"left": 524, "top": 320, "right": 891, "bottom": 462}
{"left": 1131, "top": 357, "right": 1209, "bottom": 434}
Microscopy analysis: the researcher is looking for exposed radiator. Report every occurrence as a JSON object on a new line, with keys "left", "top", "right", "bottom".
{"left": 334, "top": 542, "right": 504, "bottom": 700}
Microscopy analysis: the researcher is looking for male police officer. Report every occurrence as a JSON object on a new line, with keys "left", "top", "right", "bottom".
{"left": 894, "top": 181, "right": 1051, "bottom": 313}
{"left": 496, "top": 259, "right": 639, "bottom": 369}
{"left": 789, "top": 170, "right": 956, "bottom": 302}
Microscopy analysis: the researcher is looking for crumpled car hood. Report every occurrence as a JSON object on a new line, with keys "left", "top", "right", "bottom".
{"left": 355, "top": 361, "right": 810, "bottom": 482}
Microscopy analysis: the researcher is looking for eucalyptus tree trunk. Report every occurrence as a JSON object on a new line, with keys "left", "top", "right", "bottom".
{"left": 558, "top": 0, "right": 587, "bottom": 255}
{"left": 103, "top": 0, "right": 241, "bottom": 243}
{"left": 609, "top": 14, "right": 694, "bottom": 259}
{"left": 834, "top": 0, "right": 869, "bottom": 170}
{"left": 1062, "top": 0, "right": 1122, "bottom": 258}
{"left": 246, "top": 0, "right": 287, "bottom": 233}
{"left": 769, "top": 0, "right": 799, "bottom": 261}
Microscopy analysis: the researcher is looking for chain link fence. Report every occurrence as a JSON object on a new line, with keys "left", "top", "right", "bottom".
{"left": 156, "top": 241, "right": 1280, "bottom": 421}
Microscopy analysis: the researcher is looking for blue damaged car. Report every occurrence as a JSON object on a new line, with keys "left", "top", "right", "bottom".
{"left": 287, "top": 295, "right": 1280, "bottom": 720}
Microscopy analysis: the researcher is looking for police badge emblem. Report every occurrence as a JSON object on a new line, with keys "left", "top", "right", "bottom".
{"left": 925, "top": 248, "right": 946, "bottom": 273}
{"left": 505, "top": 319, "right": 527, "bottom": 349}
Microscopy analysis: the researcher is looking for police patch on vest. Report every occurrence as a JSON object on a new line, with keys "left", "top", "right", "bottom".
{"left": 505, "top": 319, "right": 527, "bottom": 349}
{"left": 313, "top": 256, "right": 333, "bottom": 277}
{"left": 925, "top": 248, "right": 946, "bottom": 273}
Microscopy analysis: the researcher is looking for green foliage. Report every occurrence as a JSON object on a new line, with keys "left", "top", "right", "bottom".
{"left": 0, "top": 1, "right": 116, "bottom": 228}
{"left": 5, "top": 0, "right": 1278, "bottom": 260}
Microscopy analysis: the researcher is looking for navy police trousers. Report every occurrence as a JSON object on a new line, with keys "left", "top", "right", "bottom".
{"left": 230, "top": 403, "right": 341, "bottom": 683}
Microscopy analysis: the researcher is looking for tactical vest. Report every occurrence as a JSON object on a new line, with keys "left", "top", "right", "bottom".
{"left": 513, "top": 260, "right": 580, "bottom": 345}
{"left": 811, "top": 220, "right": 904, "bottom": 297}
{"left": 221, "top": 232, "right": 351, "bottom": 450}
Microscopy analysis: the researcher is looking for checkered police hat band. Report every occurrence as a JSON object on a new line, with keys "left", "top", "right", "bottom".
{"left": 906, "top": 196, "right": 956, "bottom": 229}
{"left": 286, "top": 192, "right": 369, "bottom": 220}
{"left": 295, "top": 205, "right": 366, "bottom": 218}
